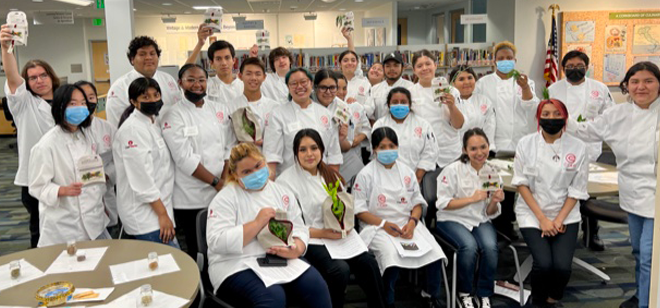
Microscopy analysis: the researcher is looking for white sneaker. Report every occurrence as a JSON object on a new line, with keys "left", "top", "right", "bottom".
{"left": 458, "top": 295, "right": 475, "bottom": 308}
{"left": 478, "top": 297, "right": 491, "bottom": 308}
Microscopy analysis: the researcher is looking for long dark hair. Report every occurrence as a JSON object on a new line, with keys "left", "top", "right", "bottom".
{"left": 22, "top": 59, "right": 60, "bottom": 96}
{"left": 118, "top": 77, "right": 161, "bottom": 128}
{"left": 620, "top": 61, "right": 660, "bottom": 95}
{"left": 459, "top": 128, "right": 489, "bottom": 163}
{"left": 293, "top": 128, "right": 344, "bottom": 190}
{"left": 52, "top": 84, "right": 92, "bottom": 131}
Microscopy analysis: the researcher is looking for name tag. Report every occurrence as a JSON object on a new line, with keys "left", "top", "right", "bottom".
{"left": 523, "top": 166, "right": 538, "bottom": 177}
{"left": 184, "top": 125, "right": 199, "bottom": 137}
{"left": 287, "top": 122, "right": 302, "bottom": 134}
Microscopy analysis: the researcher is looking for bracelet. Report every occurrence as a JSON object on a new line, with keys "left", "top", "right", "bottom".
{"left": 210, "top": 177, "right": 220, "bottom": 187}
{"left": 409, "top": 216, "right": 419, "bottom": 226}
{"left": 378, "top": 219, "right": 387, "bottom": 229}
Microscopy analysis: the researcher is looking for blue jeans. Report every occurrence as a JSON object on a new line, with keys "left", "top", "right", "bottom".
{"left": 436, "top": 221, "right": 498, "bottom": 297}
{"left": 217, "top": 265, "right": 332, "bottom": 308}
{"left": 132, "top": 230, "right": 181, "bottom": 249}
{"left": 628, "top": 213, "right": 654, "bottom": 308}
{"left": 383, "top": 260, "right": 443, "bottom": 304}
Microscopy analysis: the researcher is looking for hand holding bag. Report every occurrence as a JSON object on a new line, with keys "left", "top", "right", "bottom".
{"left": 257, "top": 210, "right": 294, "bottom": 249}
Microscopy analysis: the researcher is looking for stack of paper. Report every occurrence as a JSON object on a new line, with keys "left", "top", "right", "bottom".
{"left": 45, "top": 247, "right": 108, "bottom": 274}
{"left": 245, "top": 258, "right": 310, "bottom": 288}
{"left": 323, "top": 231, "right": 368, "bottom": 260}
{"left": 92, "top": 286, "right": 189, "bottom": 308}
{"left": 109, "top": 254, "right": 180, "bottom": 285}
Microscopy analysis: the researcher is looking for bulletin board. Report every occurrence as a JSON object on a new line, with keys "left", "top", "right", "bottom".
{"left": 560, "top": 10, "right": 660, "bottom": 86}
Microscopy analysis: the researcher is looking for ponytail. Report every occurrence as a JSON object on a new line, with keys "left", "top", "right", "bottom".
{"left": 318, "top": 161, "right": 345, "bottom": 192}
{"left": 118, "top": 105, "right": 135, "bottom": 128}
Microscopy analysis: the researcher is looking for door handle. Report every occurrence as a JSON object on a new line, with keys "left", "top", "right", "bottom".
{"left": 94, "top": 79, "right": 110, "bottom": 83}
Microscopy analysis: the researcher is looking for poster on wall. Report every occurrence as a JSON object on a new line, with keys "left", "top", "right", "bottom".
{"left": 565, "top": 21, "right": 596, "bottom": 43}
{"left": 603, "top": 54, "right": 626, "bottom": 83}
{"left": 633, "top": 55, "right": 660, "bottom": 67}
{"left": 632, "top": 24, "right": 660, "bottom": 54}
{"left": 604, "top": 25, "right": 627, "bottom": 53}
{"left": 365, "top": 28, "right": 386, "bottom": 47}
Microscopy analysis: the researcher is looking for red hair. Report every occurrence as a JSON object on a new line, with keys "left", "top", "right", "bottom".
{"left": 535, "top": 99, "right": 569, "bottom": 132}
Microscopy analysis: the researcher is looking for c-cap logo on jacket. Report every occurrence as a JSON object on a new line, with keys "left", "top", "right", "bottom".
{"left": 377, "top": 194, "right": 387, "bottom": 207}
{"left": 282, "top": 195, "right": 290, "bottom": 209}
{"left": 404, "top": 176, "right": 411, "bottom": 187}
{"left": 216, "top": 111, "right": 225, "bottom": 122}
{"left": 565, "top": 153, "right": 577, "bottom": 169}
{"left": 163, "top": 122, "right": 172, "bottom": 130}
{"left": 125, "top": 140, "right": 138, "bottom": 149}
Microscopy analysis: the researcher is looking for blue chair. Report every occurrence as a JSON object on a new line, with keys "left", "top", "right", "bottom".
{"left": 421, "top": 169, "right": 525, "bottom": 308}
{"left": 195, "top": 209, "right": 234, "bottom": 308}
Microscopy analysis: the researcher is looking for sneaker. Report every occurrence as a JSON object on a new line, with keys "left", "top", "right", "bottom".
{"left": 458, "top": 295, "right": 475, "bottom": 308}
{"left": 477, "top": 297, "right": 491, "bottom": 308}
{"left": 619, "top": 296, "right": 639, "bottom": 308}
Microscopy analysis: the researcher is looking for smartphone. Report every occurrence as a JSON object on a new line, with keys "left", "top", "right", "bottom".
{"left": 257, "top": 255, "right": 287, "bottom": 267}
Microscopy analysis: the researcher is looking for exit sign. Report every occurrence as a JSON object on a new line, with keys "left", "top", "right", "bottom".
{"left": 93, "top": 18, "right": 103, "bottom": 26}
{"left": 96, "top": 0, "right": 104, "bottom": 9}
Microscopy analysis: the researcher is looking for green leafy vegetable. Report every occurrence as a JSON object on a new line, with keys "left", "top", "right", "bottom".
{"left": 269, "top": 220, "right": 290, "bottom": 243}
{"left": 577, "top": 114, "right": 586, "bottom": 122}
{"left": 542, "top": 87, "right": 550, "bottom": 100}
{"left": 323, "top": 179, "right": 345, "bottom": 228}
{"left": 507, "top": 69, "right": 521, "bottom": 80}
{"left": 242, "top": 111, "right": 255, "bottom": 139}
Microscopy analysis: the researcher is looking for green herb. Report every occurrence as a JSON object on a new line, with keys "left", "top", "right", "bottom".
{"left": 542, "top": 87, "right": 550, "bottom": 100}
{"left": 482, "top": 181, "right": 500, "bottom": 189}
{"left": 269, "top": 220, "right": 289, "bottom": 243}
{"left": 507, "top": 69, "right": 521, "bottom": 80}
{"left": 242, "top": 111, "right": 255, "bottom": 139}
{"left": 336, "top": 15, "right": 345, "bottom": 28}
{"left": 323, "top": 179, "right": 345, "bottom": 227}
{"left": 577, "top": 114, "right": 586, "bottom": 122}
{"left": 205, "top": 18, "right": 219, "bottom": 24}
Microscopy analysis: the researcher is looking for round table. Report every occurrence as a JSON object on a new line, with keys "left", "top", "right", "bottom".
{"left": 0, "top": 239, "right": 199, "bottom": 307}
{"left": 499, "top": 160, "right": 619, "bottom": 197}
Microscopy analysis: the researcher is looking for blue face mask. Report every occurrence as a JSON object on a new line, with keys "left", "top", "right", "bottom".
{"left": 496, "top": 60, "right": 515, "bottom": 74}
{"left": 377, "top": 149, "right": 399, "bottom": 165}
{"left": 65, "top": 106, "right": 90, "bottom": 126}
{"left": 240, "top": 166, "right": 269, "bottom": 190}
{"left": 389, "top": 104, "right": 410, "bottom": 119}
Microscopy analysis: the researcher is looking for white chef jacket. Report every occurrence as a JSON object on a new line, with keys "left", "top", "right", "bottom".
{"left": 207, "top": 181, "right": 309, "bottom": 292}
{"left": 474, "top": 73, "right": 540, "bottom": 153}
{"left": 435, "top": 161, "right": 502, "bottom": 231}
{"left": 457, "top": 93, "right": 497, "bottom": 152}
{"left": 105, "top": 69, "right": 182, "bottom": 127}
{"left": 277, "top": 164, "right": 330, "bottom": 245}
{"left": 325, "top": 98, "right": 371, "bottom": 181}
{"left": 368, "top": 78, "right": 415, "bottom": 121}
{"left": 89, "top": 117, "right": 118, "bottom": 226}
{"left": 548, "top": 78, "right": 615, "bottom": 161}
{"left": 410, "top": 83, "right": 465, "bottom": 168}
{"left": 112, "top": 111, "right": 175, "bottom": 235}
{"left": 263, "top": 100, "right": 343, "bottom": 175}
{"left": 511, "top": 132, "right": 589, "bottom": 229}
{"left": 261, "top": 72, "right": 289, "bottom": 103}
{"left": 353, "top": 161, "right": 446, "bottom": 274}
{"left": 347, "top": 75, "right": 374, "bottom": 117}
{"left": 4, "top": 79, "right": 55, "bottom": 186}
{"left": 28, "top": 126, "right": 110, "bottom": 247}
{"left": 567, "top": 97, "right": 660, "bottom": 218}
{"left": 161, "top": 98, "right": 236, "bottom": 210}
{"left": 372, "top": 113, "right": 438, "bottom": 172}
{"left": 207, "top": 76, "right": 244, "bottom": 104}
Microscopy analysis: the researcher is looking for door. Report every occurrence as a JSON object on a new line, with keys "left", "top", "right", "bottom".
{"left": 450, "top": 9, "right": 465, "bottom": 43}
{"left": 435, "top": 14, "right": 445, "bottom": 44}
{"left": 397, "top": 18, "right": 408, "bottom": 45}
{"left": 90, "top": 41, "right": 110, "bottom": 119}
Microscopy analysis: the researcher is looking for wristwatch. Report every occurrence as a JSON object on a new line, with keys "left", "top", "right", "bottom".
{"left": 409, "top": 216, "right": 419, "bottom": 226}
{"left": 211, "top": 176, "right": 220, "bottom": 187}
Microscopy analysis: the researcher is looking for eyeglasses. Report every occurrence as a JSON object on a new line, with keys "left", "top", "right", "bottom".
{"left": 183, "top": 78, "right": 207, "bottom": 84}
{"left": 317, "top": 86, "right": 337, "bottom": 93}
{"left": 27, "top": 73, "right": 49, "bottom": 82}
{"left": 288, "top": 79, "right": 310, "bottom": 88}
{"left": 565, "top": 65, "right": 586, "bottom": 70}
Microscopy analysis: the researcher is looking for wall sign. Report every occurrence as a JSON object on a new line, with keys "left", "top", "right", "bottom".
{"left": 362, "top": 17, "right": 388, "bottom": 28}
{"left": 236, "top": 20, "right": 264, "bottom": 30}
{"left": 33, "top": 11, "right": 74, "bottom": 25}
{"left": 460, "top": 14, "right": 488, "bottom": 25}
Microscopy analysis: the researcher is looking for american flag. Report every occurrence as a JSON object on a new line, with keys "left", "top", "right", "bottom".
{"left": 543, "top": 13, "right": 559, "bottom": 87}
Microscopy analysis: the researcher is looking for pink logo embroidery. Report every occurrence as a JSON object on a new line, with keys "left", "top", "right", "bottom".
{"left": 404, "top": 176, "right": 411, "bottom": 187}
{"left": 480, "top": 104, "right": 488, "bottom": 114}
{"left": 168, "top": 81, "right": 177, "bottom": 91}
{"left": 282, "top": 195, "right": 290, "bottom": 208}
{"left": 103, "top": 135, "right": 111, "bottom": 148}
{"left": 209, "top": 209, "right": 218, "bottom": 218}
{"left": 441, "top": 176, "right": 448, "bottom": 185}
{"left": 354, "top": 112, "right": 360, "bottom": 120}
{"left": 126, "top": 140, "right": 137, "bottom": 149}
{"left": 163, "top": 122, "right": 172, "bottom": 130}
{"left": 359, "top": 86, "right": 365, "bottom": 95}
{"left": 377, "top": 194, "right": 387, "bottom": 208}
{"left": 414, "top": 127, "right": 422, "bottom": 138}
{"left": 590, "top": 91, "right": 600, "bottom": 99}
{"left": 353, "top": 183, "right": 361, "bottom": 192}
{"left": 216, "top": 111, "right": 224, "bottom": 122}
{"left": 321, "top": 115, "right": 329, "bottom": 126}
{"left": 566, "top": 153, "right": 577, "bottom": 168}
{"left": 399, "top": 197, "right": 408, "bottom": 205}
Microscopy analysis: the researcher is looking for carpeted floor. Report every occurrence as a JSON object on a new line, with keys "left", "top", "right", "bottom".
{"left": 0, "top": 138, "right": 635, "bottom": 307}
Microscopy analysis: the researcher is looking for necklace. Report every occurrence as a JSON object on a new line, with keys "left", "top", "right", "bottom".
{"left": 548, "top": 142, "right": 560, "bottom": 162}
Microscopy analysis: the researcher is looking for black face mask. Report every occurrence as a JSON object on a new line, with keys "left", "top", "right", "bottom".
{"left": 87, "top": 102, "right": 98, "bottom": 114}
{"left": 139, "top": 100, "right": 164, "bottom": 116}
{"left": 539, "top": 118, "right": 565, "bottom": 135}
{"left": 184, "top": 90, "right": 207, "bottom": 103}
{"left": 565, "top": 68, "right": 586, "bottom": 83}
